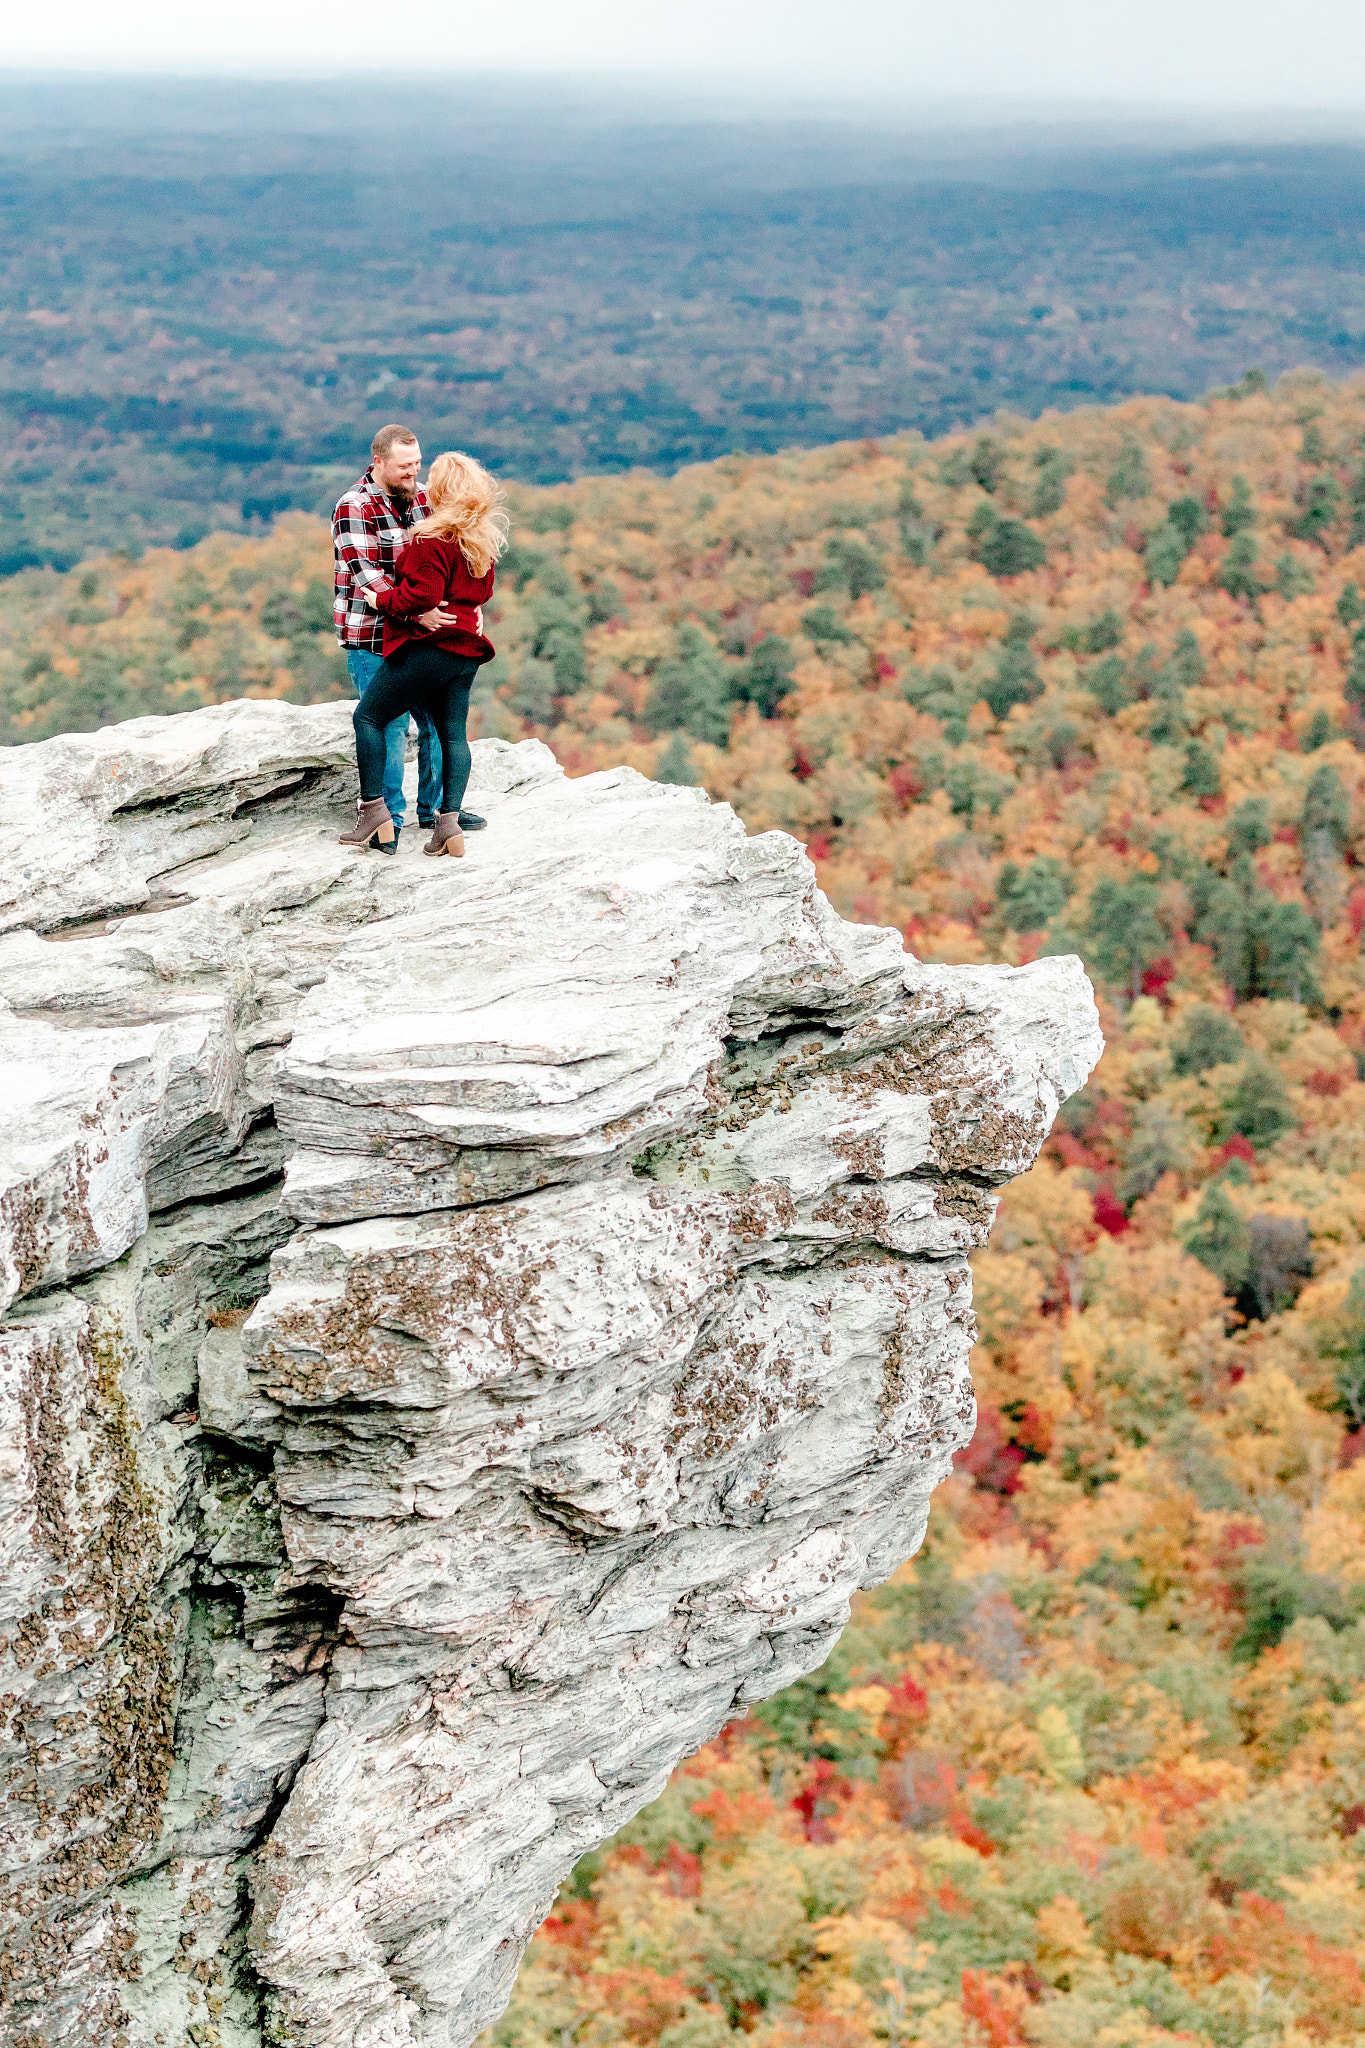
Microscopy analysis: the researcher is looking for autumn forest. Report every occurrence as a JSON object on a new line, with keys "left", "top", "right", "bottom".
{"left": 8, "top": 368, "right": 1365, "bottom": 2045}
{"left": 5, "top": 77, "right": 1365, "bottom": 567}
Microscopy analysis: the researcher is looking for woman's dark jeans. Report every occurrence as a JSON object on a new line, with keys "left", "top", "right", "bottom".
{"left": 353, "top": 646, "right": 479, "bottom": 819}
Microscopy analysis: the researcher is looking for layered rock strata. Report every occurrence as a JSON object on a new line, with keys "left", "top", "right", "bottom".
{"left": 0, "top": 701, "right": 1102, "bottom": 2048}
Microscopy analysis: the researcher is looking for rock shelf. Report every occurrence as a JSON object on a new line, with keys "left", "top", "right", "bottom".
{"left": 0, "top": 701, "right": 1102, "bottom": 2048}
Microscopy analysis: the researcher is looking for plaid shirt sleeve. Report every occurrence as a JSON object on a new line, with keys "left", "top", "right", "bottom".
{"left": 333, "top": 485, "right": 391, "bottom": 650}
{"left": 332, "top": 477, "right": 433, "bottom": 650}
{"left": 335, "top": 501, "right": 393, "bottom": 601}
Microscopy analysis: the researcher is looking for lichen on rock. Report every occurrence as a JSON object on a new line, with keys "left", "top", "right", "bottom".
{"left": 0, "top": 702, "right": 1102, "bottom": 2048}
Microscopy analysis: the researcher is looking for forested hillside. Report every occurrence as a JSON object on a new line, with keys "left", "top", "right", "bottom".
{"left": 9, "top": 368, "right": 1365, "bottom": 2042}
{"left": 4, "top": 75, "right": 1365, "bottom": 563}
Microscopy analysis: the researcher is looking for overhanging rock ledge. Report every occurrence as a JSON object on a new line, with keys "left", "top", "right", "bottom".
{"left": 0, "top": 700, "right": 1103, "bottom": 2048}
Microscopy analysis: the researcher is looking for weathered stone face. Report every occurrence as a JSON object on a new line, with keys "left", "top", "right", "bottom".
{"left": 0, "top": 703, "right": 1102, "bottom": 2048}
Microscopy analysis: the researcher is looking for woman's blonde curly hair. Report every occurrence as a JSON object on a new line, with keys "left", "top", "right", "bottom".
{"left": 411, "top": 451, "right": 509, "bottom": 576}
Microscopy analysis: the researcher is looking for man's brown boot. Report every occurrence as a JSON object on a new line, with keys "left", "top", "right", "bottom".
{"left": 339, "top": 798, "right": 394, "bottom": 848}
{"left": 424, "top": 811, "right": 465, "bottom": 858}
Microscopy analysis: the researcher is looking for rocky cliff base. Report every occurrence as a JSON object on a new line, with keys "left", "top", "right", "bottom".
{"left": 0, "top": 703, "right": 1101, "bottom": 2048}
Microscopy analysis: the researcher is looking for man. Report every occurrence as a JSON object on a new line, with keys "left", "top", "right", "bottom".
{"left": 332, "top": 425, "right": 484, "bottom": 846}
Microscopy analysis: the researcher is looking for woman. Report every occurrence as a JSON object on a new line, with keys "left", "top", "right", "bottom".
{"left": 340, "top": 450, "right": 505, "bottom": 858}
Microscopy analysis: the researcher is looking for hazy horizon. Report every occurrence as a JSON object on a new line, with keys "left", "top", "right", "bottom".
{"left": 1, "top": 69, "right": 1362, "bottom": 183}
{"left": 5, "top": 68, "right": 1365, "bottom": 126}
{"left": 4, "top": 0, "right": 1365, "bottom": 111}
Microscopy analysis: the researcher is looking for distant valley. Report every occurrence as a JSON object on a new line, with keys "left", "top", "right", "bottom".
{"left": 3, "top": 76, "right": 1365, "bottom": 568}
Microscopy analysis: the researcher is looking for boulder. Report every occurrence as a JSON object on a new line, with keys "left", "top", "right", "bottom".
{"left": 0, "top": 702, "right": 1102, "bottom": 2048}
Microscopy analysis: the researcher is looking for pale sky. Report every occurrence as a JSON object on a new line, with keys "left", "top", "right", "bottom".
{"left": 7, "top": 0, "right": 1365, "bottom": 111}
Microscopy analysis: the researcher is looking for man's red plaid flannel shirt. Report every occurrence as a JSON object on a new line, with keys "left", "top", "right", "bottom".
{"left": 332, "top": 468, "right": 432, "bottom": 652}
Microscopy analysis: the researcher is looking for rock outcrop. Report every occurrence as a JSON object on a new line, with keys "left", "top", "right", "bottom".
{"left": 0, "top": 701, "right": 1103, "bottom": 2048}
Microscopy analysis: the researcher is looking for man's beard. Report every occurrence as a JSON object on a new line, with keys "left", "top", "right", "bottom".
{"left": 390, "top": 483, "right": 415, "bottom": 509}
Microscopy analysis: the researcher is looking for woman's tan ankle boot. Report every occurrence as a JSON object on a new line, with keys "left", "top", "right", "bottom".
{"left": 340, "top": 797, "right": 394, "bottom": 848}
{"left": 424, "top": 811, "right": 465, "bottom": 858}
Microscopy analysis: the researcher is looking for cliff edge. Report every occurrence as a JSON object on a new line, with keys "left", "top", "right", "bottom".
{"left": 0, "top": 702, "right": 1103, "bottom": 2048}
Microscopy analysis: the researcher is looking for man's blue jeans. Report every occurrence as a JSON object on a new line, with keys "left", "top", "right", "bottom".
{"left": 345, "top": 649, "right": 443, "bottom": 825}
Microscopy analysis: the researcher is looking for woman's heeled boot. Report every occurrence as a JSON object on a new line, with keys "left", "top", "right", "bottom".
{"left": 340, "top": 797, "right": 394, "bottom": 848}
{"left": 424, "top": 811, "right": 465, "bottom": 858}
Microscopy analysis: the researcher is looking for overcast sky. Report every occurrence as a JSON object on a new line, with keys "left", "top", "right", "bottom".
{"left": 6, "top": 0, "right": 1365, "bottom": 111}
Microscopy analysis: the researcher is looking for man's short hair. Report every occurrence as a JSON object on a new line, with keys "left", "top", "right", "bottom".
{"left": 371, "top": 423, "right": 419, "bottom": 461}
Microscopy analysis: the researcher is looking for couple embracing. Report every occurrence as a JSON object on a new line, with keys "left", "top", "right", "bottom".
{"left": 332, "top": 423, "right": 505, "bottom": 859}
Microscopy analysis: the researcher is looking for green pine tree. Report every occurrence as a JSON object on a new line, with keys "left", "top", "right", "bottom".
{"left": 1171, "top": 1006, "right": 1244, "bottom": 1077}
{"left": 643, "top": 622, "right": 734, "bottom": 744}
{"left": 1229, "top": 798, "right": 1272, "bottom": 855}
{"left": 995, "top": 857, "right": 1072, "bottom": 932}
{"left": 1085, "top": 654, "right": 1134, "bottom": 715}
{"left": 1184, "top": 1182, "right": 1253, "bottom": 1298}
{"left": 1168, "top": 495, "right": 1210, "bottom": 549}
{"left": 969, "top": 436, "right": 1006, "bottom": 494}
{"left": 969, "top": 507, "right": 1047, "bottom": 579}
{"left": 1275, "top": 552, "right": 1316, "bottom": 599}
{"left": 1144, "top": 523, "right": 1186, "bottom": 589}
{"left": 1293, "top": 474, "right": 1341, "bottom": 548}
{"left": 1345, "top": 627, "right": 1365, "bottom": 711}
{"left": 1083, "top": 609, "right": 1123, "bottom": 654}
{"left": 816, "top": 534, "right": 886, "bottom": 600}
{"left": 1182, "top": 741, "right": 1222, "bottom": 799}
{"left": 1330, "top": 1269, "right": 1365, "bottom": 1427}
{"left": 1217, "top": 1058, "right": 1296, "bottom": 1149}
{"left": 1085, "top": 876, "right": 1167, "bottom": 1001}
{"left": 1168, "top": 629, "right": 1207, "bottom": 689}
{"left": 1256, "top": 898, "right": 1321, "bottom": 1003}
{"left": 982, "top": 616, "right": 1043, "bottom": 718}
{"left": 1031, "top": 447, "right": 1074, "bottom": 518}
{"left": 1220, "top": 474, "right": 1257, "bottom": 536}
{"left": 1106, "top": 442, "right": 1152, "bottom": 505}
{"left": 735, "top": 635, "right": 795, "bottom": 719}
{"left": 655, "top": 732, "right": 701, "bottom": 786}
{"left": 1301, "top": 763, "right": 1350, "bottom": 850}
{"left": 1218, "top": 532, "right": 1268, "bottom": 605}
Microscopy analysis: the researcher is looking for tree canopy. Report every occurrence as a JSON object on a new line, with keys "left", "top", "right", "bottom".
{"left": 11, "top": 377, "right": 1365, "bottom": 2048}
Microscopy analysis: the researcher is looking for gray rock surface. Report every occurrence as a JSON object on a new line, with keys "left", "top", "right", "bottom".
{"left": 0, "top": 701, "right": 1103, "bottom": 2048}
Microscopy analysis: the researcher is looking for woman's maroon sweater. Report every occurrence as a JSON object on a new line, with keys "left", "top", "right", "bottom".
{"left": 372, "top": 534, "right": 496, "bottom": 663}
